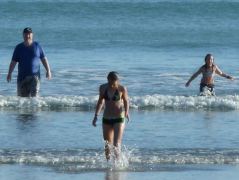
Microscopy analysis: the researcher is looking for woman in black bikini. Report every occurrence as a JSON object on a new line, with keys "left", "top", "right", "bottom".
{"left": 92, "top": 72, "right": 129, "bottom": 160}
{"left": 185, "top": 54, "right": 234, "bottom": 95}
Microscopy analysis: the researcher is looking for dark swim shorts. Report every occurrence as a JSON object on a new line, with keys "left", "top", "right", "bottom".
{"left": 17, "top": 76, "right": 40, "bottom": 97}
{"left": 102, "top": 117, "right": 125, "bottom": 126}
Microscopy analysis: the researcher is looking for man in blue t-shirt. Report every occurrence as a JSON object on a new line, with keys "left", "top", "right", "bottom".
{"left": 7, "top": 27, "right": 52, "bottom": 97}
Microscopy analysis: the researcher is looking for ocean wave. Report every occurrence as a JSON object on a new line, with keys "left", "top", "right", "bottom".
{"left": 0, "top": 95, "right": 98, "bottom": 111}
{"left": 0, "top": 148, "right": 239, "bottom": 172}
{"left": 0, "top": 95, "right": 239, "bottom": 111}
{"left": 130, "top": 94, "right": 239, "bottom": 110}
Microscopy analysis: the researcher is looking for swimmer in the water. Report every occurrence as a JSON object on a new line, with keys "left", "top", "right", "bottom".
{"left": 185, "top": 54, "right": 234, "bottom": 95}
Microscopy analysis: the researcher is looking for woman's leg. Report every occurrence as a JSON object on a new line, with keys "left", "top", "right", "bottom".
{"left": 200, "top": 83, "right": 204, "bottom": 92}
{"left": 113, "top": 123, "right": 125, "bottom": 159}
{"left": 103, "top": 124, "right": 114, "bottom": 160}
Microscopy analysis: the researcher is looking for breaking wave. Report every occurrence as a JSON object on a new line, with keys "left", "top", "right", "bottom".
{"left": 0, "top": 94, "right": 239, "bottom": 111}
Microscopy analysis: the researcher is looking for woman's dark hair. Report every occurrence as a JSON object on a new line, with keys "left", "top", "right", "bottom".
{"left": 107, "top": 71, "right": 119, "bottom": 81}
{"left": 204, "top": 54, "right": 213, "bottom": 62}
{"left": 204, "top": 53, "right": 214, "bottom": 69}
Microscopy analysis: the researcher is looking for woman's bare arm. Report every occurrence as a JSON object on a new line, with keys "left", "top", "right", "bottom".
{"left": 122, "top": 86, "right": 130, "bottom": 122}
{"left": 215, "top": 66, "right": 234, "bottom": 80}
{"left": 92, "top": 86, "right": 105, "bottom": 127}
{"left": 185, "top": 67, "right": 203, "bottom": 87}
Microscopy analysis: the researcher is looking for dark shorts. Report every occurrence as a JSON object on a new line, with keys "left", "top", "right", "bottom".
{"left": 200, "top": 83, "right": 214, "bottom": 93}
{"left": 102, "top": 117, "right": 125, "bottom": 126}
{"left": 17, "top": 76, "right": 40, "bottom": 97}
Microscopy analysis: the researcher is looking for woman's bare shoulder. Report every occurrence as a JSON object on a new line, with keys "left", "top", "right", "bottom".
{"left": 119, "top": 84, "right": 127, "bottom": 92}
{"left": 99, "top": 83, "right": 108, "bottom": 92}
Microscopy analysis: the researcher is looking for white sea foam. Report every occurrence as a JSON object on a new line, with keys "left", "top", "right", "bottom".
{"left": 0, "top": 95, "right": 239, "bottom": 111}
{"left": 0, "top": 148, "right": 239, "bottom": 172}
{"left": 130, "top": 94, "right": 239, "bottom": 110}
{"left": 0, "top": 95, "right": 98, "bottom": 111}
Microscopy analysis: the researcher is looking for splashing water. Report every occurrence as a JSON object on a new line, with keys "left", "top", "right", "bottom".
{"left": 106, "top": 145, "right": 132, "bottom": 171}
{"left": 1, "top": 148, "right": 239, "bottom": 172}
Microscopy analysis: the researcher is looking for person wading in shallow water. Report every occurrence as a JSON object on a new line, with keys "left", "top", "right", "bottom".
{"left": 7, "top": 27, "right": 52, "bottom": 97}
{"left": 92, "top": 71, "right": 129, "bottom": 161}
{"left": 185, "top": 54, "right": 234, "bottom": 95}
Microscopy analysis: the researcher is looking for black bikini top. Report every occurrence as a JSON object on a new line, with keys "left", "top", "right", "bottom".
{"left": 103, "top": 88, "right": 121, "bottom": 101}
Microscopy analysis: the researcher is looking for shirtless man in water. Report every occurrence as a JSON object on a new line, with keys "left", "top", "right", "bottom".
{"left": 185, "top": 54, "right": 234, "bottom": 95}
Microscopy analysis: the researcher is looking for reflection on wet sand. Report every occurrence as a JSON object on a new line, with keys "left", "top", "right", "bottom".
{"left": 105, "top": 170, "right": 128, "bottom": 180}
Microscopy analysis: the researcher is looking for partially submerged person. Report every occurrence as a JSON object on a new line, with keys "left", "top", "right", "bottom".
{"left": 7, "top": 27, "right": 52, "bottom": 97}
{"left": 92, "top": 71, "right": 129, "bottom": 161}
{"left": 185, "top": 54, "right": 234, "bottom": 95}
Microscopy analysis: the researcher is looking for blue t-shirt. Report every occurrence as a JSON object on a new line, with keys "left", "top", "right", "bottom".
{"left": 12, "top": 41, "right": 46, "bottom": 82}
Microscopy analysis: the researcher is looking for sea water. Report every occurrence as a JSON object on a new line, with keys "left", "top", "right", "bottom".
{"left": 0, "top": 0, "right": 239, "bottom": 179}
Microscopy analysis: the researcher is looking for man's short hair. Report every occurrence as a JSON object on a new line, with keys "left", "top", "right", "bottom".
{"left": 23, "top": 27, "right": 33, "bottom": 34}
